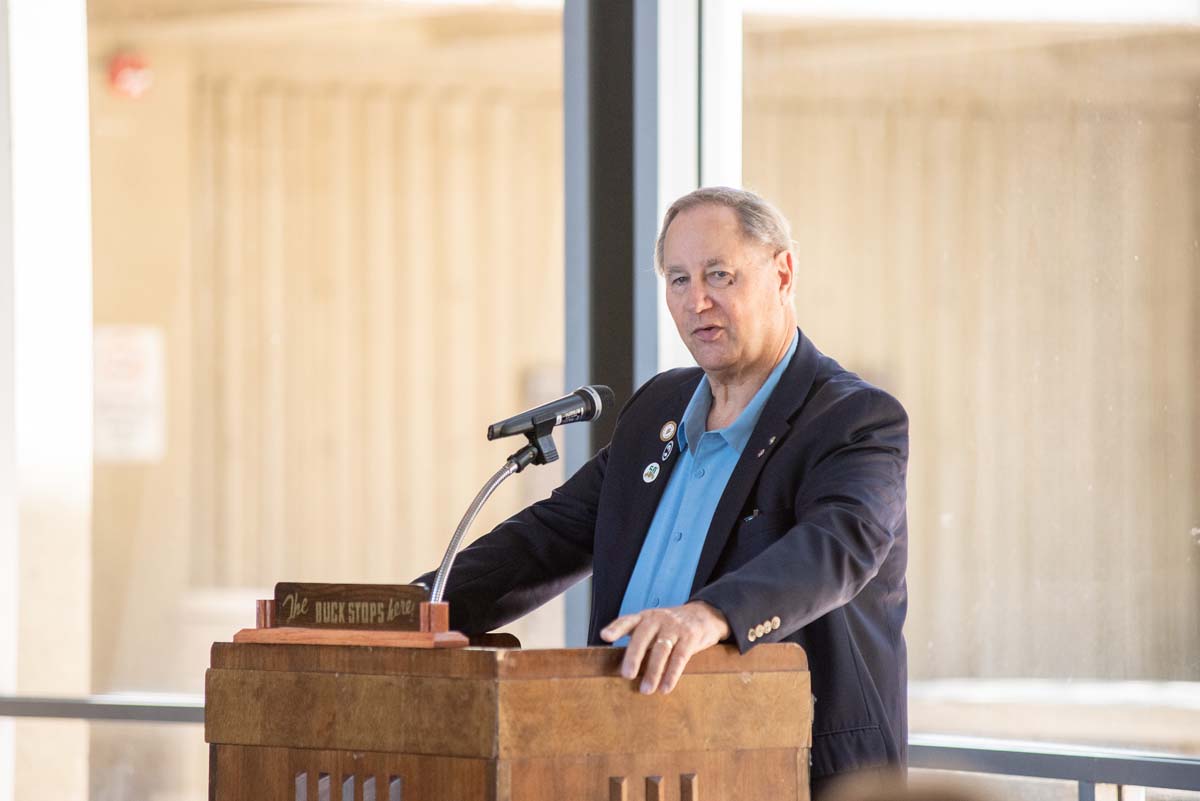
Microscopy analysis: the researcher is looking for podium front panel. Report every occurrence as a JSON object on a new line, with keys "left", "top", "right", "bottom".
{"left": 206, "top": 642, "right": 812, "bottom": 800}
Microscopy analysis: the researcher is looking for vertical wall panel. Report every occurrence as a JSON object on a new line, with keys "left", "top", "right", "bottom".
{"left": 395, "top": 91, "right": 438, "bottom": 576}
{"left": 259, "top": 87, "right": 287, "bottom": 579}
{"left": 191, "top": 76, "right": 218, "bottom": 587}
{"left": 188, "top": 67, "right": 563, "bottom": 591}
{"left": 362, "top": 91, "right": 398, "bottom": 580}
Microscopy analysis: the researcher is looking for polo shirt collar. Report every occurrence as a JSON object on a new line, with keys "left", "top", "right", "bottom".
{"left": 677, "top": 330, "right": 799, "bottom": 456}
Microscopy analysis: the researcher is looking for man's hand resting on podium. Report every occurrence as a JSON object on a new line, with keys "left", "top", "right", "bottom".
{"left": 600, "top": 601, "right": 732, "bottom": 695}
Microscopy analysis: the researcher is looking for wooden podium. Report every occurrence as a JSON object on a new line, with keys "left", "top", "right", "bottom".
{"left": 206, "top": 641, "right": 813, "bottom": 800}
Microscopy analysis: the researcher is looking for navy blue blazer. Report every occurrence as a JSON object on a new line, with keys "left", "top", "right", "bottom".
{"left": 419, "top": 329, "right": 909, "bottom": 779}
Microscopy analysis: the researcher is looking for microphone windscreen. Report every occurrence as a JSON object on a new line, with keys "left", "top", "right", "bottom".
{"left": 593, "top": 385, "right": 615, "bottom": 413}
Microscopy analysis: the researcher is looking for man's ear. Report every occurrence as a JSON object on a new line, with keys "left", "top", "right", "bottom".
{"left": 774, "top": 248, "right": 796, "bottom": 302}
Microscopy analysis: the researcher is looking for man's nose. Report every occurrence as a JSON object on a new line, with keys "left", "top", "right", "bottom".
{"left": 684, "top": 280, "right": 713, "bottom": 313}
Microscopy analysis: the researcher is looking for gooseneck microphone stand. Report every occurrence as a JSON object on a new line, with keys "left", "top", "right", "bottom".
{"left": 429, "top": 420, "right": 559, "bottom": 604}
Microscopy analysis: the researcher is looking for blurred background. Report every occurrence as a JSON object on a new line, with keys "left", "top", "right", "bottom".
{"left": 0, "top": 0, "right": 1196, "bottom": 799}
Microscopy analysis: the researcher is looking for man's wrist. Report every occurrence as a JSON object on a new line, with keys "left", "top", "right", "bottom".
{"left": 689, "top": 600, "right": 732, "bottom": 641}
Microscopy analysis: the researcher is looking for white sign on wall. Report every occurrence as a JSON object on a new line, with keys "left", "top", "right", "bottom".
{"left": 94, "top": 325, "right": 166, "bottom": 463}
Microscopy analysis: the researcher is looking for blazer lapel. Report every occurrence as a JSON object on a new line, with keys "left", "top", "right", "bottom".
{"left": 688, "top": 330, "right": 821, "bottom": 595}
{"left": 594, "top": 377, "right": 696, "bottom": 628}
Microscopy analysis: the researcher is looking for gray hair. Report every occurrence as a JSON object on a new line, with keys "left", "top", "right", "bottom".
{"left": 653, "top": 186, "right": 793, "bottom": 274}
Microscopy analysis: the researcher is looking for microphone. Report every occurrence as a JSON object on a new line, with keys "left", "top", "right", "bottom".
{"left": 430, "top": 384, "right": 614, "bottom": 604}
{"left": 487, "top": 385, "right": 615, "bottom": 441}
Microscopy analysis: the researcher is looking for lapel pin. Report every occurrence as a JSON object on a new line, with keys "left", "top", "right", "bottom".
{"left": 661, "top": 440, "right": 674, "bottom": 461}
{"left": 768, "top": 435, "right": 777, "bottom": 445}
{"left": 642, "top": 462, "right": 661, "bottom": 483}
{"left": 659, "top": 421, "right": 677, "bottom": 442}
{"left": 756, "top": 448, "right": 766, "bottom": 458}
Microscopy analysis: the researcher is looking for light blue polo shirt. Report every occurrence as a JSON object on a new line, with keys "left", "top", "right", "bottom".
{"left": 616, "top": 331, "right": 798, "bottom": 624}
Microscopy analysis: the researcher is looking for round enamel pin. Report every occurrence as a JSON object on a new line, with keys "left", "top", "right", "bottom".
{"left": 661, "top": 440, "right": 674, "bottom": 461}
{"left": 659, "top": 421, "right": 677, "bottom": 442}
{"left": 642, "top": 462, "right": 661, "bottom": 483}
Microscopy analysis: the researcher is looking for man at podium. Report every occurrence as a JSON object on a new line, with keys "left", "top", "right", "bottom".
{"left": 416, "top": 187, "right": 909, "bottom": 796}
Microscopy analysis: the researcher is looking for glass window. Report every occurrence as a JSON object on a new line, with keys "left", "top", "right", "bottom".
{"left": 744, "top": 7, "right": 1200, "bottom": 755}
{"left": 33, "top": 2, "right": 566, "bottom": 798}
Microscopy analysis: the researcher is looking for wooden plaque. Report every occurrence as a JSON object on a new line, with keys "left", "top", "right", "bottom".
{"left": 272, "top": 583, "right": 429, "bottom": 630}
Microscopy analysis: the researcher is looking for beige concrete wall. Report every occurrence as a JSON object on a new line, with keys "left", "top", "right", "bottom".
{"left": 745, "top": 19, "right": 1200, "bottom": 682}
{"left": 89, "top": 41, "right": 195, "bottom": 694}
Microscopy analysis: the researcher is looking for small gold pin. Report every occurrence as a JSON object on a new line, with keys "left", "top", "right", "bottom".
{"left": 768, "top": 435, "right": 777, "bottom": 445}
{"left": 659, "top": 421, "right": 677, "bottom": 442}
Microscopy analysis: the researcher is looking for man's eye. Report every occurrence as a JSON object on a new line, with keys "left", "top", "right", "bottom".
{"left": 707, "top": 271, "right": 733, "bottom": 286}
{"left": 670, "top": 275, "right": 688, "bottom": 286}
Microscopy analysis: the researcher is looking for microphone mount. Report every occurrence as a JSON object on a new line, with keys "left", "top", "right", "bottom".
{"left": 431, "top": 386, "right": 613, "bottom": 603}
{"left": 428, "top": 420, "right": 562, "bottom": 604}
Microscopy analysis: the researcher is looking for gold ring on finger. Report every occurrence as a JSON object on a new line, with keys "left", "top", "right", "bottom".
{"left": 655, "top": 637, "right": 675, "bottom": 649}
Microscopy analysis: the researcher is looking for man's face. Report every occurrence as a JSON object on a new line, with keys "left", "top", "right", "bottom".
{"left": 661, "top": 204, "right": 793, "bottom": 378}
